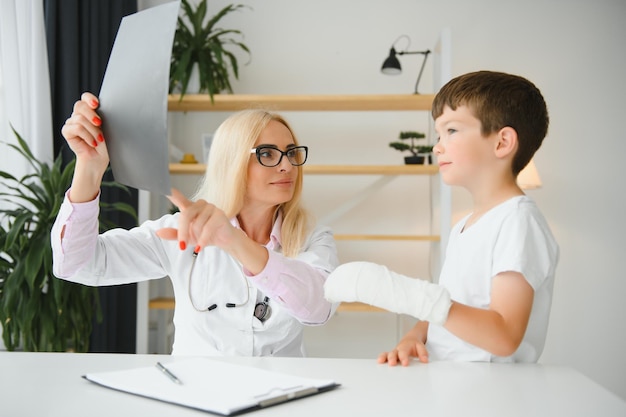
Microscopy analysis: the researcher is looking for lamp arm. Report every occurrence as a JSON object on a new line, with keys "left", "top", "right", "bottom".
{"left": 397, "top": 50, "right": 431, "bottom": 56}
{"left": 397, "top": 50, "right": 431, "bottom": 94}
{"left": 413, "top": 50, "right": 430, "bottom": 94}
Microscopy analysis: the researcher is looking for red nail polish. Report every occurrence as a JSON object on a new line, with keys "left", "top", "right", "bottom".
{"left": 97, "top": 133, "right": 104, "bottom": 142}
{"left": 92, "top": 140, "right": 98, "bottom": 147}
{"left": 92, "top": 116, "right": 102, "bottom": 127}
{"left": 91, "top": 99, "right": 99, "bottom": 108}
{"left": 194, "top": 245, "right": 201, "bottom": 254}
{"left": 179, "top": 241, "right": 186, "bottom": 250}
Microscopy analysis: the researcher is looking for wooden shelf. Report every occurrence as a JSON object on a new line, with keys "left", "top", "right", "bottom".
{"left": 307, "top": 165, "right": 438, "bottom": 175}
{"left": 170, "top": 163, "right": 438, "bottom": 176}
{"left": 149, "top": 297, "right": 386, "bottom": 313}
{"left": 170, "top": 163, "right": 207, "bottom": 175}
{"left": 149, "top": 297, "right": 177, "bottom": 310}
{"left": 336, "top": 302, "right": 386, "bottom": 313}
{"left": 168, "top": 94, "right": 435, "bottom": 112}
{"left": 334, "top": 234, "right": 439, "bottom": 241}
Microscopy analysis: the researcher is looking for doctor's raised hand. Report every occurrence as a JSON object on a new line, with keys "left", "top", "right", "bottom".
{"left": 52, "top": 100, "right": 339, "bottom": 357}
{"left": 60, "top": 92, "right": 109, "bottom": 204}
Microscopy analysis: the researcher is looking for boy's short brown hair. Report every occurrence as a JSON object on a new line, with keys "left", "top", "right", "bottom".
{"left": 432, "top": 71, "right": 549, "bottom": 175}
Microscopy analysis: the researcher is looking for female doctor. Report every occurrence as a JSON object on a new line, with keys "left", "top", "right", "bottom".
{"left": 52, "top": 92, "right": 339, "bottom": 356}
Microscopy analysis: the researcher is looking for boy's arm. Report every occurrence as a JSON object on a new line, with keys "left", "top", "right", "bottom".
{"left": 324, "top": 262, "right": 535, "bottom": 359}
{"left": 444, "top": 271, "right": 534, "bottom": 356}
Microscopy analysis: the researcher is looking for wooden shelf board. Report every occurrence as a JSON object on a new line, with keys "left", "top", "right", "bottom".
{"left": 336, "top": 302, "right": 386, "bottom": 313}
{"left": 334, "top": 234, "right": 439, "bottom": 241}
{"left": 170, "top": 163, "right": 207, "bottom": 174}
{"left": 305, "top": 165, "right": 438, "bottom": 175}
{"left": 168, "top": 94, "right": 435, "bottom": 112}
{"left": 149, "top": 297, "right": 175, "bottom": 310}
{"left": 170, "top": 163, "right": 438, "bottom": 176}
{"left": 149, "top": 297, "right": 386, "bottom": 313}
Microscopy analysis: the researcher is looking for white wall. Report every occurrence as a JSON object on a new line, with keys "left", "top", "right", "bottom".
{"left": 142, "top": 0, "right": 626, "bottom": 400}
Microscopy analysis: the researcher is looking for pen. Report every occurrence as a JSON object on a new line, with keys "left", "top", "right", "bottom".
{"left": 156, "top": 361, "right": 183, "bottom": 385}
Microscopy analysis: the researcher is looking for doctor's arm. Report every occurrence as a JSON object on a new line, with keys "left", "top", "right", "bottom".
{"left": 250, "top": 243, "right": 338, "bottom": 324}
{"left": 52, "top": 92, "right": 108, "bottom": 278}
{"left": 156, "top": 190, "right": 338, "bottom": 323}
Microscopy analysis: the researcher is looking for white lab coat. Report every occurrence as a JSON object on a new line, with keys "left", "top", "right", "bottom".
{"left": 52, "top": 195, "right": 339, "bottom": 356}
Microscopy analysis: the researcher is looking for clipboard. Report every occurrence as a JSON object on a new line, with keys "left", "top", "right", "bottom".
{"left": 83, "top": 357, "right": 340, "bottom": 415}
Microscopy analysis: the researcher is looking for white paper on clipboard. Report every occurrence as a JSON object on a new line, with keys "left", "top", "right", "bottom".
{"left": 84, "top": 357, "right": 339, "bottom": 415}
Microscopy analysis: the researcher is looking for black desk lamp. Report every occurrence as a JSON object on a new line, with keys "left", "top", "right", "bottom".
{"left": 381, "top": 35, "right": 431, "bottom": 94}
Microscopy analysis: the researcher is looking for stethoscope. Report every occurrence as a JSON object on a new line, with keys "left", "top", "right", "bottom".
{"left": 187, "top": 250, "right": 272, "bottom": 322}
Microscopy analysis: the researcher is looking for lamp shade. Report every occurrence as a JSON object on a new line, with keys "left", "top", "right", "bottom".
{"left": 381, "top": 47, "right": 402, "bottom": 74}
{"left": 517, "top": 159, "right": 542, "bottom": 189}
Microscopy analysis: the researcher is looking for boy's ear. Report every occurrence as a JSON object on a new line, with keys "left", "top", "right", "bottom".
{"left": 494, "top": 126, "right": 518, "bottom": 158}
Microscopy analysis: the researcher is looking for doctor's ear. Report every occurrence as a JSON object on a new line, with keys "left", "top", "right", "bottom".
{"left": 494, "top": 126, "right": 518, "bottom": 158}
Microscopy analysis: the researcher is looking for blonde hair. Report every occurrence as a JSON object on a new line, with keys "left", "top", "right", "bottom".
{"left": 192, "top": 109, "right": 310, "bottom": 257}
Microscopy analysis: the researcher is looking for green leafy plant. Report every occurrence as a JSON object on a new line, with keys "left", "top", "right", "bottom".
{"left": 389, "top": 131, "right": 433, "bottom": 157}
{"left": 169, "top": 0, "right": 251, "bottom": 101}
{"left": 0, "top": 127, "right": 137, "bottom": 351}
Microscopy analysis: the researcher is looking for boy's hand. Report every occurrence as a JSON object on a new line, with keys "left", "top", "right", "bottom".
{"left": 378, "top": 339, "right": 429, "bottom": 366}
{"left": 378, "top": 322, "right": 430, "bottom": 366}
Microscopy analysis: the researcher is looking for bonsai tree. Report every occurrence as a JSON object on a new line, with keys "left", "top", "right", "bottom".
{"left": 389, "top": 131, "right": 433, "bottom": 163}
{"left": 0, "top": 127, "right": 137, "bottom": 351}
{"left": 169, "top": 0, "right": 251, "bottom": 101}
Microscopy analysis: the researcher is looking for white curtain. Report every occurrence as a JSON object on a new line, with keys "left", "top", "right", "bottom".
{"left": 0, "top": 0, "right": 53, "bottom": 350}
{"left": 0, "top": 0, "right": 53, "bottom": 178}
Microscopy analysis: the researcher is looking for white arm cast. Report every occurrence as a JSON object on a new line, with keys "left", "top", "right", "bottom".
{"left": 324, "top": 261, "right": 451, "bottom": 325}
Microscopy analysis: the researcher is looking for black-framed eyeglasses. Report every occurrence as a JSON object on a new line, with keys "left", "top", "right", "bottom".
{"left": 250, "top": 146, "right": 308, "bottom": 167}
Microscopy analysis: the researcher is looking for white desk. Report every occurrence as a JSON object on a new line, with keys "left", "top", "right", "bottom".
{"left": 2, "top": 352, "right": 625, "bottom": 416}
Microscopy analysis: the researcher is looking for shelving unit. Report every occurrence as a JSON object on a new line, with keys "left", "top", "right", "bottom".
{"left": 152, "top": 93, "right": 446, "bottom": 309}
{"left": 137, "top": 93, "right": 450, "bottom": 353}
{"left": 133, "top": 28, "right": 452, "bottom": 355}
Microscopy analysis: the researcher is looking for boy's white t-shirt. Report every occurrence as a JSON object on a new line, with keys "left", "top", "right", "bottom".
{"left": 427, "top": 195, "right": 559, "bottom": 363}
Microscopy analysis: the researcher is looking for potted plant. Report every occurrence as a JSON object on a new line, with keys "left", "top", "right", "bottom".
{"left": 389, "top": 131, "right": 434, "bottom": 164}
{"left": 169, "top": 0, "right": 251, "bottom": 101}
{"left": 0, "top": 128, "right": 137, "bottom": 351}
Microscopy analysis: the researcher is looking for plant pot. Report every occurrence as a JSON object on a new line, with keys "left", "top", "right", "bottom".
{"left": 0, "top": 326, "right": 6, "bottom": 351}
{"left": 172, "top": 63, "right": 201, "bottom": 94}
{"left": 186, "top": 63, "right": 201, "bottom": 93}
{"left": 0, "top": 326, "right": 22, "bottom": 351}
{"left": 404, "top": 155, "right": 425, "bottom": 164}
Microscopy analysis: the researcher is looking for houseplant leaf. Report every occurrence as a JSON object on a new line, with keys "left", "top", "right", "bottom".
{"left": 0, "top": 127, "right": 137, "bottom": 352}
{"left": 169, "top": 0, "right": 251, "bottom": 101}
{"left": 389, "top": 130, "right": 432, "bottom": 163}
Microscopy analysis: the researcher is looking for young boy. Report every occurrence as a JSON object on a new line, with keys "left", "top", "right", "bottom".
{"left": 324, "top": 71, "right": 559, "bottom": 365}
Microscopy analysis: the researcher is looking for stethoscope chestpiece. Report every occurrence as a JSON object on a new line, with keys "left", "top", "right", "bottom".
{"left": 254, "top": 296, "right": 271, "bottom": 322}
